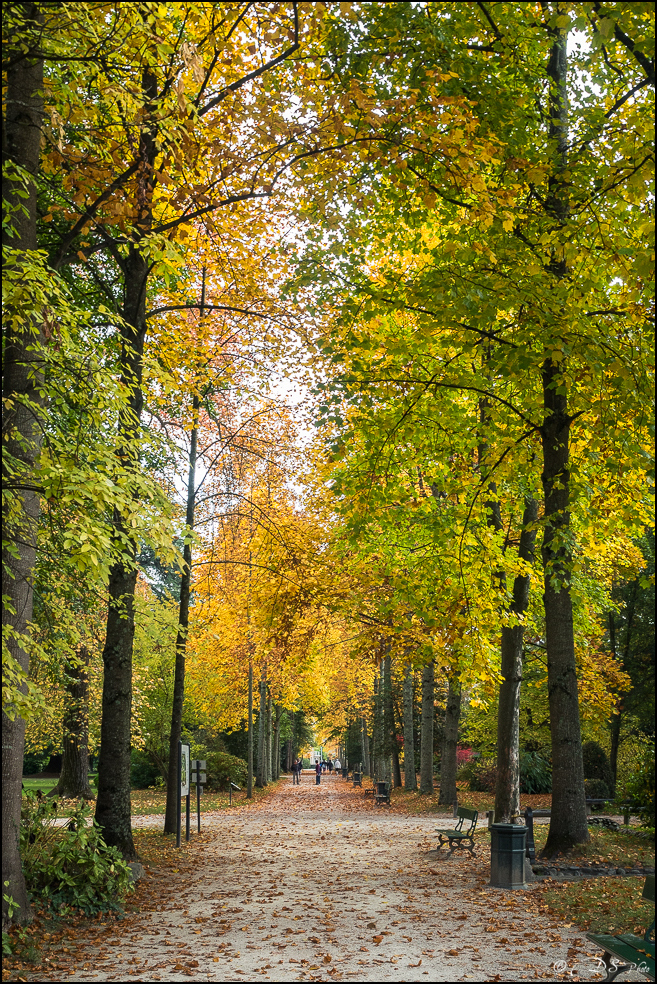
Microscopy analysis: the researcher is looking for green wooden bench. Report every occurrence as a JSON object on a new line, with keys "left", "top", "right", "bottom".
{"left": 436, "top": 807, "right": 478, "bottom": 856}
{"left": 586, "top": 875, "right": 655, "bottom": 981}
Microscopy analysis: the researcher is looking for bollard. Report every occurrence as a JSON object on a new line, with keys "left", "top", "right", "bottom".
{"left": 490, "top": 823, "right": 527, "bottom": 889}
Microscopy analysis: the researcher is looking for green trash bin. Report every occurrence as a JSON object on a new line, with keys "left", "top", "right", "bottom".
{"left": 490, "top": 823, "right": 527, "bottom": 889}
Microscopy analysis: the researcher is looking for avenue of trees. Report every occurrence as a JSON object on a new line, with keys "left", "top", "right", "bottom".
{"left": 3, "top": 1, "right": 654, "bottom": 925}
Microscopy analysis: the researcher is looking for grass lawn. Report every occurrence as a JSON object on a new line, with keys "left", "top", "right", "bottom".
{"left": 20, "top": 777, "right": 283, "bottom": 818}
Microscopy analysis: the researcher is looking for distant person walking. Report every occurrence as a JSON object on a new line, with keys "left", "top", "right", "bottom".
{"left": 315, "top": 760, "right": 321, "bottom": 785}
{"left": 327, "top": 759, "right": 333, "bottom": 773}
{"left": 334, "top": 758, "right": 341, "bottom": 772}
{"left": 297, "top": 759, "right": 303, "bottom": 781}
{"left": 292, "top": 759, "right": 300, "bottom": 784}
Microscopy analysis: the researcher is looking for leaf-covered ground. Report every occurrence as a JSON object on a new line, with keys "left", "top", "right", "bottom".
{"left": 4, "top": 775, "right": 653, "bottom": 982}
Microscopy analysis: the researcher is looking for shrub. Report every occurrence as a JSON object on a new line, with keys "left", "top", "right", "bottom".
{"left": 519, "top": 751, "right": 552, "bottom": 793}
{"left": 22, "top": 749, "right": 52, "bottom": 776}
{"left": 621, "top": 744, "right": 655, "bottom": 828}
{"left": 585, "top": 778, "right": 610, "bottom": 802}
{"left": 204, "top": 750, "right": 248, "bottom": 791}
{"left": 20, "top": 791, "right": 132, "bottom": 914}
{"left": 457, "top": 756, "right": 497, "bottom": 792}
{"left": 582, "top": 741, "right": 614, "bottom": 790}
{"left": 130, "top": 749, "right": 161, "bottom": 789}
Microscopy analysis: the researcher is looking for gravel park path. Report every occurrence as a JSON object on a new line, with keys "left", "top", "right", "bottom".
{"left": 31, "top": 775, "right": 646, "bottom": 982}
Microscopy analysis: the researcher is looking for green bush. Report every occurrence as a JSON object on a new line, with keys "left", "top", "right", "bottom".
{"left": 204, "top": 750, "right": 248, "bottom": 791}
{"left": 585, "top": 778, "right": 610, "bottom": 802}
{"left": 22, "top": 749, "right": 52, "bottom": 776}
{"left": 519, "top": 751, "right": 552, "bottom": 793}
{"left": 130, "top": 749, "right": 161, "bottom": 789}
{"left": 20, "top": 791, "right": 132, "bottom": 914}
{"left": 583, "top": 741, "right": 614, "bottom": 790}
{"left": 621, "top": 744, "right": 655, "bottom": 828}
{"left": 458, "top": 757, "right": 497, "bottom": 792}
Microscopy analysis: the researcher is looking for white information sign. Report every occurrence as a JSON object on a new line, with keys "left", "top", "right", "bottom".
{"left": 180, "top": 742, "right": 190, "bottom": 796}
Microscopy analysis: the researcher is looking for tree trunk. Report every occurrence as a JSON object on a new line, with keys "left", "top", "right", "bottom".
{"left": 256, "top": 670, "right": 267, "bottom": 787}
{"left": 383, "top": 650, "right": 400, "bottom": 786}
{"left": 361, "top": 716, "right": 370, "bottom": 776}
{"left": 94, "top": 67, "right": 157, "bottom": 860}
{"left": 2, "top": 3, "right": 44, "bottom": 925}
{"left": 403, "top": 661, "right": 417, "bottom": 790}
{"left": 164, "top": 394, "right": 199, "bottom": 833}
{"left": 48, "top": 649, "right": 94, "bottom": 801}
{"left": 419, "top": 661, "right": 435, "bottom": 795}
{"left": 438, "top": 675, "right": 461, "bottom": 805}
{"left": 540, "top": 24, "right": 589, "bottom": 856}
{"left": 265, "top": 692, "right": 271, "bottom": 782}
{"left": 247, "top": 661, "right": 253, "bottom": 797}
{"left": 273, "top": 704, "right": 282, "bottom": 780}
{"left": 494, "top": 497, "right": 538, "bottom": 822}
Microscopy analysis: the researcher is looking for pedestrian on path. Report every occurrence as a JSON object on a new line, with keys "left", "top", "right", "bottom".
{"left": 292, "top": 759, "right": 299, "bottom": 784}
{"left": 297, "top": 758, "right": 303, "bottom": 781}
{"left": 315, "top": 760, "right": 321, "bottom": 785}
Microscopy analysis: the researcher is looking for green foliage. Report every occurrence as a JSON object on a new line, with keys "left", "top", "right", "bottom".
{"left": 130, "top": 749, "right": 162, "bottom": 790}
{"left": 203, "top": 750, "right": 248, "bottom": 791}
{"left": 19, "top": 791, "right": 132, "bottom": 914}
{"left": 519, "top": 751, "right": 552, "bottom": 794}
{"left": 622, "top": 744, "right": 655, "bottom": 828}
{"left": 458, "top": 757, "right": 498, "bottom": 793}
{"left": 585, "top": 778, "right": 611, "bottom": 801}
{"left": 583, "top": 741, "right": 614, "bottom": 791}
{"left": 22, "top": 748, "right": 51, "bottom": 776}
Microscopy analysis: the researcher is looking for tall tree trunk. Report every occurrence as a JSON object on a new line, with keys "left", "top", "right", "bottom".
{"left": 164, "top": 394, "right": 199, "bottom": 833}
{"left": 48, "top": 649, "right": 94, "bottom": 801}
{"left": 361, "top": 716, "right": 370, "bottom": 775}
{"left": 419, "top": 661, "right": 435, "bottom": 795}
{"left": 438, "top": 675, "right": 461, "bottom": 805}
{"left": 541, "top": 22, "right": 589, "bottom": 857}
{"left": 494, "top": 497, "right": 539, "bottom": 821}
{"left": 265, "top": 692, "right": 272, "bottom": 783}
{"left": 95, "top": 67, "right": 157, "bottom": 860}
{"left": 2, "top": 2, "right": 44, "bottom": 924}
{"left": 273, "top": 704, "right": 282, "bottom": 780}
{"left": 403, "top": 661, "right": 417, "bottom": 790}
{"left": 256, "top": 669, "right": 267, "bottom": 787}
{"left": 247, "top": 661, "right": 253, "bottom": 797}
{"left": 383, "top": 650, "right": 399, "bottom": 786}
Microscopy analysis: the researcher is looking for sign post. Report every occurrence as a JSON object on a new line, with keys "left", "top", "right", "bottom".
{"left": 178, "top": 741, "right": 190, "bottom": 846}
{"left": 190, "top": 759, "right": 206, "bottom": 833}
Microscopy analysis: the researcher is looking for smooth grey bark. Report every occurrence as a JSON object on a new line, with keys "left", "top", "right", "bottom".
{"left": 164, "top": 394, "right": 199, "bottom": 834}
{"left": 494, "top": 498, "right": 539, "bottom": 821}
{"left": 541, "top": 24, "right": 589, "bottom": 856}
{"left": 419, "top": 661, "right": 435, "bottom": 794}
{"left": 48, "top": 649, "right": 94, "bottom": 801}
{"left": 2, "top": 2, "right": 44, "bottom": 924}
{"left": 247, "top": 661, "right": 253, "bottom": 797}
{"left": 438, "top": 675, "right": 461, "bottom": 805}
{"left": 403, "top": 662, "right": 417, "bottom": 790}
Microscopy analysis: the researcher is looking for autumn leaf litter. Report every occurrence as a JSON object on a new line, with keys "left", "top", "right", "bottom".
{"left": 13, "top": 776, "right": 648, "bottom": 982}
